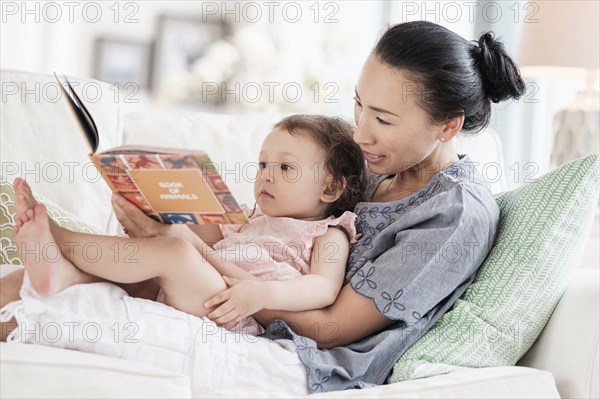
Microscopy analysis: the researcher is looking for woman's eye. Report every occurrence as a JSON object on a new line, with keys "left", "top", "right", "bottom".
{"left": 376, "top": 117, "right": 391, "bottom": 125}
{"left": 353, "top": 97, "right": 362, "bottom": 107}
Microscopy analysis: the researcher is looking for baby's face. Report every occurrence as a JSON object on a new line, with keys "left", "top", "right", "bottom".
{"left": 254, "top": 127, "right": 330, "bottom": 221}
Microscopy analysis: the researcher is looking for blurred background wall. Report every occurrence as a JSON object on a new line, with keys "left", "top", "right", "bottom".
{"left": 1, "top": 0, "right": 598, "bottom": 189}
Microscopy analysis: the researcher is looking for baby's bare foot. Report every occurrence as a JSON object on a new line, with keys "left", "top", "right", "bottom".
{"left": 13, "top": 178, "right": 61, "bottom": 234}
{"left": 14, "top": 196, "right": 29, "bottom": 234}
{"left": 20, "top": 179, "right": 38, "bottom": 208}
{"left": 14, "top": 203, "right": 83, "bottom": 296}
{"left": 14, "top": 178, "right": 39, "bottom": 229}
{"left": 14, "top": 181, "right": 30, "bottom": 226}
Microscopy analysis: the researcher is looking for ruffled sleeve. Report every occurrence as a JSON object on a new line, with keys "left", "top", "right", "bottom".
{"left": 301, "top": 211, "right": 359, "bottom": 250}
{"left": 328, "top": 211, "right": 359, "bottom": 244}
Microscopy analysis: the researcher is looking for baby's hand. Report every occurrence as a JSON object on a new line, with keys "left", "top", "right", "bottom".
{"left": 205, "top": 277, "right": 265, "bottom": 329}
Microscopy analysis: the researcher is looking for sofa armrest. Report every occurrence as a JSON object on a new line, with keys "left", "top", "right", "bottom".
{"left": 517, "top": 268, "right": 599, "bottom": 398}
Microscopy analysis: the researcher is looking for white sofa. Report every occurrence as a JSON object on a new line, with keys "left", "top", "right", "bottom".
{"left": 1, "top": 70, "right": 598, "bottom": 398}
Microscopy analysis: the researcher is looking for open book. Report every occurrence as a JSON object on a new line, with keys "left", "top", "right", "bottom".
{"left": 54, "top": 73, "right": 249, "bottom": 225}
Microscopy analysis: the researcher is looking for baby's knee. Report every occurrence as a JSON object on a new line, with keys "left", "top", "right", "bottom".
{"left": 162, "top": 237, "right": 199, "bottom": 259}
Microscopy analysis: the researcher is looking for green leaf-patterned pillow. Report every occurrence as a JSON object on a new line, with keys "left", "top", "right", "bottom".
{"left": 390, "top": 154, "right": 599, "bottom": 381}
{"left": 0, "top": 175, "right": 103, "bottom": 266}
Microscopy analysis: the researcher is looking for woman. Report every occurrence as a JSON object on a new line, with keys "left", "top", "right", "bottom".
{"left": 0, "top": 21, "right": 525, "bottom": 394}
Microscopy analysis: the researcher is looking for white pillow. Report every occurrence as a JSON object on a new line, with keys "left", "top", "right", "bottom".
{"left": 123, "top": 111, "right": 288, "bottom": 207}
{"left": 454, "top": 129, "right": 507, "bottom": 194}
{"left": 0, "top": 69, "right": 123, "bottom": 233}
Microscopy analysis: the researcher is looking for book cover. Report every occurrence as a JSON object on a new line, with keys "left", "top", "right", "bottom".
{"left": 55, "top": 73, "right": 249, "bottom": 225}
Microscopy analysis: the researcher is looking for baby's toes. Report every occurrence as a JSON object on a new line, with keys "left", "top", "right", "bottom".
{"left": 23, "top": 180, "right": 33, "bottom": 195}
{"left": 15, "top": 194, "right": 28, "bottom": 213}
{"left": 22, "top": 182, "right": 37, "bottom": 206}
{"left": 18, "top": 212, "right": 30, "bottom": 227}
{"left": 25, "top": 208, "right": 35, "bottom": 221}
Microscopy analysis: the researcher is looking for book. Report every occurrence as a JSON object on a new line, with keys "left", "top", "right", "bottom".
{"left": 54, "top": 73, "right": 249, "bottom": 225}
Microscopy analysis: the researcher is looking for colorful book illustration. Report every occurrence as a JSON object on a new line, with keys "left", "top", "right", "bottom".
{"left": 54, "top": 73, "right": 249, "bottom": 225}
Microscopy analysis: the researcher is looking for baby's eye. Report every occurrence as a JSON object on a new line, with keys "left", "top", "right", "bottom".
{"left": 376, "top": 117, "right": 391, "bottom": 125}
{"left": 280, "top": 163, "right": 293, "bottom": 171}
{"left": 258, "top": 161, "right": 267, "bottom": 169}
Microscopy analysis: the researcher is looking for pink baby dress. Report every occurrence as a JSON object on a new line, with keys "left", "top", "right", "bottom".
{"left": 213, "top": 209, "right": 358, "bottom": 335}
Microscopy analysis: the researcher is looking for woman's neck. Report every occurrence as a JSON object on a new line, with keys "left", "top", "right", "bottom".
{"left": 384, "top": 149, "right": 460, "bottom": 201}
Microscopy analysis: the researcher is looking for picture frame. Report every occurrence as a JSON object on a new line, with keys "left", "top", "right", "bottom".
{"left": 93, "top": 38, "right": 153, "bottom": 90}
{"left": 152, "top": 15, "right": 227, "bottom": 95}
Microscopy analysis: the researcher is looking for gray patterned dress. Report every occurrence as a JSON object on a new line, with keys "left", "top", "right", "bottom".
{"left": 261, "top": 155, "right": 499, "bottom": 392}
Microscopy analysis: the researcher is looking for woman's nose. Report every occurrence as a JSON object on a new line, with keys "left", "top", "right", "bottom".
{"left": 353, "top": 118, "right": 373, "bottom": 145}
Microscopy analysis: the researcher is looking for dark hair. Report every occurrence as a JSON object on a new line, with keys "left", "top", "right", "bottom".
{"left": 274, "top": 114, "right": 367, "bottom": 218}
{"left": 374, "top": 21, "right": 526, "bottom": 134}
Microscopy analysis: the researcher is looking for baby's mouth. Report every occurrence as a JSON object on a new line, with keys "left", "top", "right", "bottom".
{"left": 259, "top": 189, "right": 274, "bottom": 198}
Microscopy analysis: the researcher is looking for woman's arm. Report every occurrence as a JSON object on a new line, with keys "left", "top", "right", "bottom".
{"left": 254, "top": 284, "right": 395, "bottom": 349}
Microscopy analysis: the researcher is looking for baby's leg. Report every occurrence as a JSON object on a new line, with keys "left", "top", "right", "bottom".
{"left": 14, "top": 178, "right": 159, "bottom": 300}
{"left": 42, "top": 211, "right": 226, "bottom": 318}
{"left": 15, "top": 204, "right": 105, "bottom": 296}
{"left": 13, "top": 178, "right": 224, "bottom": 317}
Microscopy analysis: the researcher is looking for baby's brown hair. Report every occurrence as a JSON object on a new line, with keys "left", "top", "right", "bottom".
{"left": 274, "top": 115, "right": 367, "bottom": 217}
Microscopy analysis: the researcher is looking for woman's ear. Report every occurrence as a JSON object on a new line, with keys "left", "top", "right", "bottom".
{"left": 321, "top": 176, "right": 347, "bottom": 204}
{"left": 439, "top": 114, "right": 465, "bottom": 141}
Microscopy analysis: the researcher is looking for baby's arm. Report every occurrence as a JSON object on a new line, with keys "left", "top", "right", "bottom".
{"left": 205, "top": 227, "right": 349, "bottom": 325}
{"left": 113, "top": 193, "right": 224, "bottom": 248}
{"left": 262, "top": 227, "right": 348, "bottom": 311}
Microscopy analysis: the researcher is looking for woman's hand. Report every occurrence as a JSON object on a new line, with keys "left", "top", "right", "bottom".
{"left": 205, "top": 276, "right": 266, "bottom": 329}
{"left": 111, "top": 194, "right": 170, "bottom": 238}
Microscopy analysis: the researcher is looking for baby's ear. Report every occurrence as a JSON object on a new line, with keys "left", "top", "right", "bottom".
{"left": 321, "top": 176, "right": 347, "bottom": 204}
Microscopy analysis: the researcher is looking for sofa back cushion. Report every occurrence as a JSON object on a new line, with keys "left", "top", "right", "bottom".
{"left": 0, "top": 69, "right": 123, "bottom": 232}
{"left": 122, "top": 111, "right": 507, "bottom": 210}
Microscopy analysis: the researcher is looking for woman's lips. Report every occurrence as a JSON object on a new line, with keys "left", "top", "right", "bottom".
{"left": 363, "top": 151, "right": 385, "bottom": 164}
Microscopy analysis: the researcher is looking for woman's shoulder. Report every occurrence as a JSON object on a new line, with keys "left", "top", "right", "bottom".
{"left": 437, "top": 154, "right": 499, "bottom": 218}
{"left": 353, "top": 155, "right": 499, "bottom": 240}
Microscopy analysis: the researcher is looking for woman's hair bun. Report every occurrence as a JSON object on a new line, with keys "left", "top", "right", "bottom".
{"left": 374, "top": 22, "right": 527, "bottom": 134}
{"left": 475, "top": 32, "right": 526, "bottom": 103}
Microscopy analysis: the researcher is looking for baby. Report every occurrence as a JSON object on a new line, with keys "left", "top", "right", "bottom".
{"left": 13, "top": 114, "right": 367, "bottom": 334}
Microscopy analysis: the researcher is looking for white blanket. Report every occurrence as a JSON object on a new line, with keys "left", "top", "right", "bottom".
{"left": 1, "top": 272, "right": 308, "bottom": 396}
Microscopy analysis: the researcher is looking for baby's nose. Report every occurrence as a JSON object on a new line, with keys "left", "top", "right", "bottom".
{"left": 260, "top": 164, "right": 275, "bottom": 182}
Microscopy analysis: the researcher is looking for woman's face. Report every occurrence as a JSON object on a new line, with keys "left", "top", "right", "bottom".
{"left": 353, "top": 54, "right": 445, "bottom": 176}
